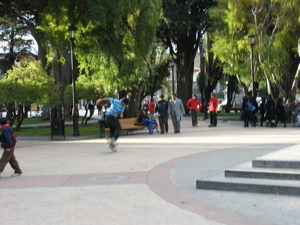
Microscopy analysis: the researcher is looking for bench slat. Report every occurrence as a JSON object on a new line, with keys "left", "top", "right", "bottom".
{"left": 99, "top": 117, "right": 157, "bottom": 137}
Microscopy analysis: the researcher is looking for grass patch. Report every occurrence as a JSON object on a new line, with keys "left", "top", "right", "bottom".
{"left": 197, "top": 112, "right": 240, "bottom": 117}
{"left": 15, "top": 123, "right": 101, "bottom": 137}
{"left": 13, "top": 116, "right": 100, "bottom": 137}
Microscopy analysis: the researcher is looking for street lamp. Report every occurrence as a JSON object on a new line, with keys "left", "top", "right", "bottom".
{"left": 68, "top": 26, "right": 80, "bottom": 136}
{"left": 201, "top": 48, "right": 208, "bottom": 120}
{"left": 170, "top": 59, "right": 175, "bottom": 94}
{"left": 248, "top": 33, "right": 255, "bottom": 97}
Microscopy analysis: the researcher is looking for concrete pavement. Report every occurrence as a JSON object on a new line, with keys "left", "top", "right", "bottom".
{"left": 0, "top": 116, "right": 300, "bottom": 225}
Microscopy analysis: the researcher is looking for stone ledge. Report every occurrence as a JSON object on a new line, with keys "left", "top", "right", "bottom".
{"left": 196, "top": 175, "right": 300, "bottom": 196}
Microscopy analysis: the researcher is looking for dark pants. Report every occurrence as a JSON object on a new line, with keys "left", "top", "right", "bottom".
{"left": 0, "top": 147, "right": 22, "bottom": 174}
{"left": 105, "top": 115, "right": 122, "bottom": 141}
{"left": 158, "top": 116, "right": 168, "bottom": 133}
{"left": 209, "top": 111, "right": 217, "bottom": 126}
{"left": 191, "top": 110, "right": 198, "bottom": 126}
{"left": 260, "top": 114, "right": 265, "bottom": 126}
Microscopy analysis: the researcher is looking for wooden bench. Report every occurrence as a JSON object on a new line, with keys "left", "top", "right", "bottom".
{"left": 98, "top": 117, "right": 158, "bottom": 137}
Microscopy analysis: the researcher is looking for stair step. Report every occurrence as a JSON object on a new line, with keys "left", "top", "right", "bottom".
{"left": 196, "top": 175, "right": 300, "bottom": 196}
{"left": 225, "top": 167, "right": 300, "bottom": 180}
{"left": 252, "top": 145, "right": 300, "bottom": 169}
{"left": 252, "top": 159, "right": 300, "bottom": 169}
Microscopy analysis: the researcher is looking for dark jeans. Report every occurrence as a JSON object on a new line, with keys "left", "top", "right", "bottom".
{"left": 158, "top": 116, "right": 168, "bottom": 133}
{"left": 105, "top": 115, "right": 122, "bottom": 141}
{"left": 209, "top": 111, "right": 217, "bottom": 126}
{"left": 0, "top": 147, "right": 22, "bottom": 174}
{"left": 191, "top": 110, "right": 198, "bottom": 126}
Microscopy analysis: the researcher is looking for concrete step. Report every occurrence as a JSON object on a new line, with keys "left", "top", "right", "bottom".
{"left": 196, "top": 145, "right": 300, "bottom": 196}
{"left": 252, "top": 145, "right": 300, "bottom": 169}
{"left": 252, "top": 159, "right": 300, "bottom": 169}
{"left": 225, "top": 167, "right": 300, "bottom": 180}
{"left": 196, "top": 174, "right": 300, "bottom": 196}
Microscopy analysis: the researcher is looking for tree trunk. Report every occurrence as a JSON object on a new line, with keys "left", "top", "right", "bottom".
{"left": 177, "top": 62, "right": 193, "bottom": 114}
{"left": 286, "top": 63, "right": 300, "bottom": 115}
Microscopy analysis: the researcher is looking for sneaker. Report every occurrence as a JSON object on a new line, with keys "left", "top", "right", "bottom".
{"left": 11, "top": 173, "right": 22, "bottom": 177}
{"left": 109, "top": 138, "right": 117, "bottom": 152}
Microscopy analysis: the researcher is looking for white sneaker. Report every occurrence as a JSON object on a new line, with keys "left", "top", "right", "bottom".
{"left": 11, "top": 173, "right": 22, "bottom": 177}
{"left": 109, "top": 138, "right": 117, "bottom": 152}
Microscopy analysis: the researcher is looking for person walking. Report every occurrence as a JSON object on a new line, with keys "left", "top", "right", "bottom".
{"left": 265, "top": 95, "right": 276, "bottom": 127}
{"left": 260, "top": 97, "right": 266, "bottom": 127}
{"left": 248, "top": 96, "right": 258, "bottom": 127}
{"left": 295, "top": 104, "right": 300, "bottom": 126}
{"left": 168, "top": 94, "right": 185, "bottom": 133}
{"left": 0, "top": 118, "right": 22, "bottom": 177}
{"left": 148, "top": 98, "right": 156, "bottom": 120}
{"left": 155, "top": 95, "right": 169, "bottom": 134}
{"left": 96, "top": 97, "right": 129, "bottom": 152}
{"left": 241, "top": 96, "right": 249, "bottom": 127}
{"left": 275, "top": 97, "right": 287, "bottom": 127}
{"left": 208, "top": 93, "right": 218, "bottom": 127}
{"left": 186, "top": 94, "right": 202, "bottom": 127}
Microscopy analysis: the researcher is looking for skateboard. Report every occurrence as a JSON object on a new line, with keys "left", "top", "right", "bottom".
{"left": 105, "top": 135, "right": 118, "bottom": 152}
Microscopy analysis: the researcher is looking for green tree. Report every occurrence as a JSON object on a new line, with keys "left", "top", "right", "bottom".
{"left": 0, "top": 59, "right": 59, "bottom": 130}
{"left": 210, "top": 0, "right": 300, "bottom": 110}
{"left": 0, "top": 15, "right": 35, "bottom": 74}
{"left": 158, "top": 0, "right": 217, "bottom": 110}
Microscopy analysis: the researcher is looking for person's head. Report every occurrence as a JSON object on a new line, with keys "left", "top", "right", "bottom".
{"left": 211, "top": 93, "right": 215, "bottom": 98}
{"left": 122, "top": 98, "right": 129, "bottom": 106}
{"left": 172, "top": 93, "right": 177, "bottom": 100}
{"left": 242, "top": 96, "right": 248, "bottom": 101}
{"left": 193, "top": 94, "right": 197, "bottom": 99}
{"left": 141, "top": 109, "right": 147, "bottom": 114}
{"left": 0, "top": 117, "right": 8, "bottom": 125}
{"left": 160, "top": 94, "right": 164, "bottom": 99}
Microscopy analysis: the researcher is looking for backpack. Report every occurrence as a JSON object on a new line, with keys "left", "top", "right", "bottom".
{"left": 246, "top": 101, "right": 256, "bottom": 112}
{"left": 13, "top": 133, "right": 17, "bottom": 143}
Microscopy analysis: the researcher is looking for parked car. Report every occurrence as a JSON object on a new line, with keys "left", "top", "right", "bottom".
{"left": 217, "top": 99, "right": 242, "bottom": 113}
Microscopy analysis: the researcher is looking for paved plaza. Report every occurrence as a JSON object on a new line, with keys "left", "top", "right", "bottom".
{"left": 0, "top": 116, "right": 300, "bottom": 225}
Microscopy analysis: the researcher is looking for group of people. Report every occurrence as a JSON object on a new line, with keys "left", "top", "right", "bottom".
{"left": 139, "top": 94, "right": 185, "bottom": 134}
{"left": 139, "top": 93, "right": 219, "bottom": 135}
{"left": 241, "top": 95, "right": 287, "bottom": 128}
{"left": 0, "top": 93, "right": 295, "bottom": 177}
{"left": 95, "top": 93, "right": 218, "bottom": 151}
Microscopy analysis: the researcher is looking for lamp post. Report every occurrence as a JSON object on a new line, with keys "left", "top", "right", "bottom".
{"left": 68, "top": 26, "right": 80, "bottom": 136}
{"left": 248, "top": 33, "right": 255, "bottom": 97}
{"left": 170, "top": 59, "right": 175, "bottom": 94}
{"left": 201, "top": 48, "right": 208, "bottom": 120}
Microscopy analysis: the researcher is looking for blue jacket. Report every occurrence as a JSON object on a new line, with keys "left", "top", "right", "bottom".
{"left": 155, "top": 100, "right": 169, "bottom": 117}
{"left": 0, "top": 124, "right": 15, "bottom": 149}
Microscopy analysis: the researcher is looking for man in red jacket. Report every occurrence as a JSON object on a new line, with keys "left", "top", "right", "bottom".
{"left": 208, "top": 93, "right": 218, "bottom": 127}
{"left": 0, "top": 118, "right": 22, "bottom": 177}
{"left": 186, "top": 95, "right": 202, "bottom": 126}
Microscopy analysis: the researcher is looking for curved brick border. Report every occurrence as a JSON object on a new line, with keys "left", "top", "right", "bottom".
{"left": 147, "top": 150, "right": 271, "bottom": 225}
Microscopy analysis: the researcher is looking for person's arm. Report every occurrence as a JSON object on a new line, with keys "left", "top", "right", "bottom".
{"left": 198, "top": 100, "right": 202, "bottom": 110}
{"left": 180, "top": 100, "right": 185, "bottom": 115}
{"left": 186, "top": 100, "right": 190, "bottom": 109}
{"left": 96, "top": 97, "right": 110, "bottom": 105}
